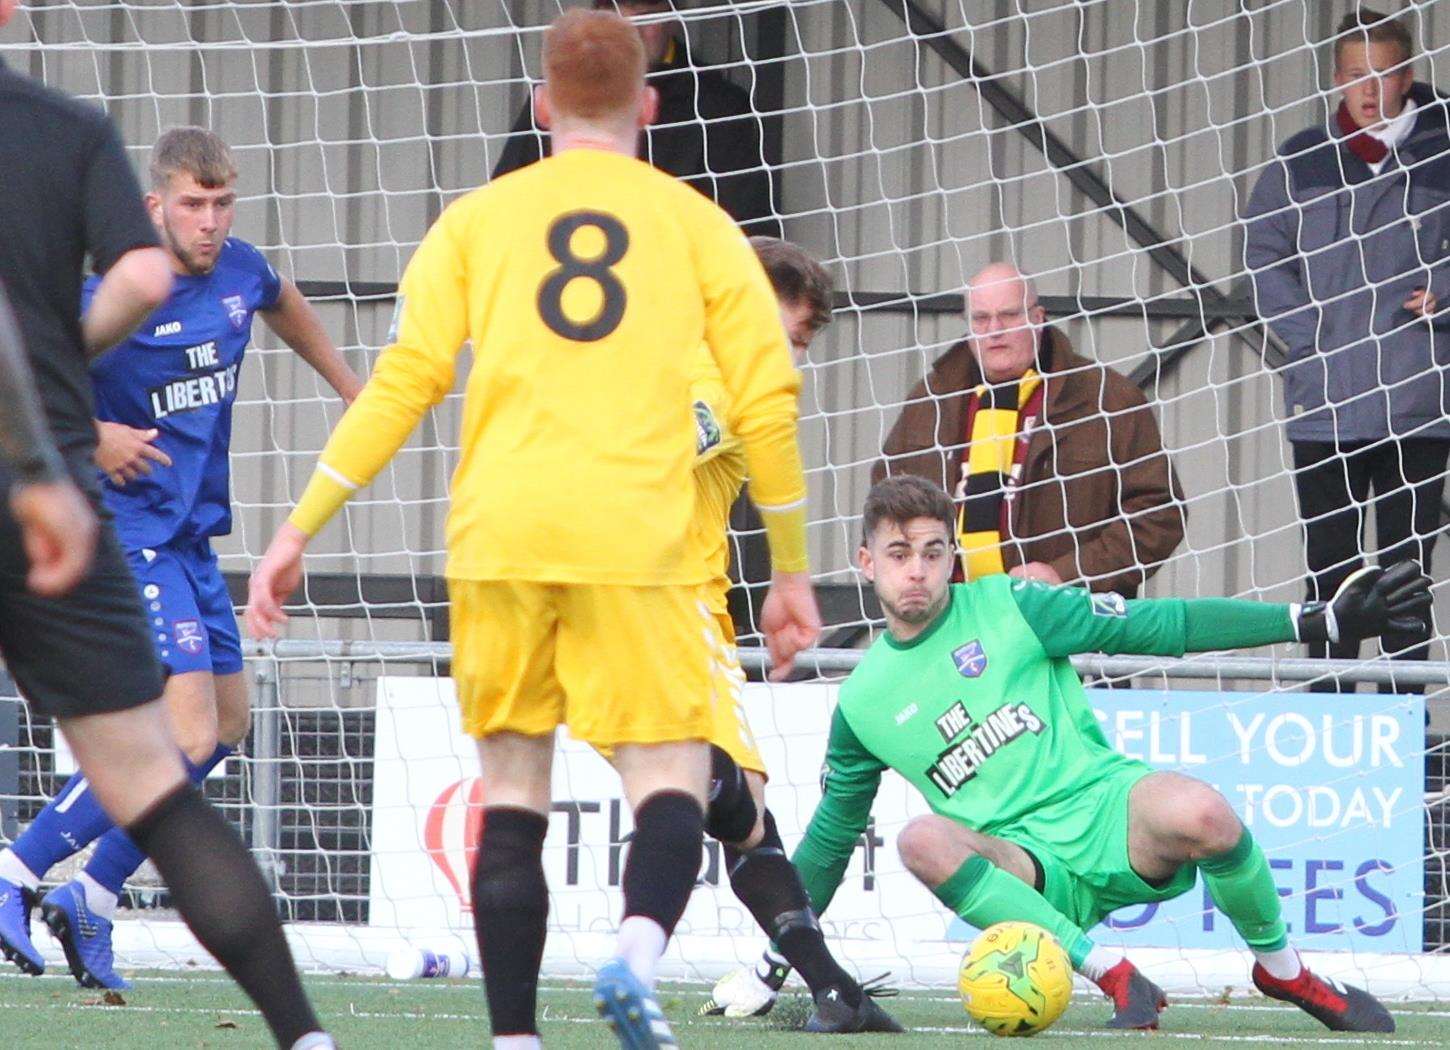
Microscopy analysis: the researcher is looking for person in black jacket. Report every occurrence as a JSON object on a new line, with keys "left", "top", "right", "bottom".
{"left": 0, "top": 279, "right": 94, "bottom": 600}
{"left": 492, "top": 0, "right": 780, "bottom": 237}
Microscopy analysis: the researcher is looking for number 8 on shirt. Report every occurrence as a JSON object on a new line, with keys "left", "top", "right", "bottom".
{"left": 288, "top": 147, "right": 808, "bottom": 749}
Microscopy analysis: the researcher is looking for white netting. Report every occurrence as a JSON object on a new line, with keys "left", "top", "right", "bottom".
{"left": 1, "top": 0, "right": 1448, "bottom": 998}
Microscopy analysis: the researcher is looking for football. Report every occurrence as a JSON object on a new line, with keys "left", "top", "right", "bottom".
{"left": 958, "top": 922, "right": 1073, "bottom": 1037}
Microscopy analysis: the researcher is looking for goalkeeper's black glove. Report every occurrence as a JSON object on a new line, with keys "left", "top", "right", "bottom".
{"left": 1295, "top": 561, "right": 1433, "bottom": 644}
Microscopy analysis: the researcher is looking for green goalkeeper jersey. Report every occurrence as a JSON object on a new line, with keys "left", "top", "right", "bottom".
{"left": 793, "top": 576, "right": 1298, "bottom": 914}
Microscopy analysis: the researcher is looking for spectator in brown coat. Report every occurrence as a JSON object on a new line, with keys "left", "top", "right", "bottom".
{"left": 873, "top": 263, "right": 1185, "bottom": 597}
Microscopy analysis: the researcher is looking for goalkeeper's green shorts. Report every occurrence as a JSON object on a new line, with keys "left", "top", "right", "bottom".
{"left": 1002, "top": 762, "right": 1199, "bottom": 932}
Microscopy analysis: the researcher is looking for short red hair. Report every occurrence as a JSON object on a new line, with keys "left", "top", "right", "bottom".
{"left": 544, "top": 9, "right": 647, "bottom": 122}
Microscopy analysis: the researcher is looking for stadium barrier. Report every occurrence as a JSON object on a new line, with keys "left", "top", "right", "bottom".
{"left": 6, "top": 647, "right": 1448, "bottom": 999}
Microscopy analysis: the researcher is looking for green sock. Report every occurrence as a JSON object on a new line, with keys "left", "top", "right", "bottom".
{"left": 934, "top": 855, "right": 1096, "bottom": 969}
{"left": 1199, "top": 827, "right": 1288, "bottom": 952}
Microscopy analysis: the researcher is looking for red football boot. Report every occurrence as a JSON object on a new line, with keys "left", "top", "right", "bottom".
{"left": 1095, "top": 958, "right": 1167, "bottom": 1029}
{"left": 1252, "top": 962, "right": 1394, "bottom": 1033}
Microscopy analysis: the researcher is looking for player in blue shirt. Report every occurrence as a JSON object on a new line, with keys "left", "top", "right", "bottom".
{"left": 0, "top": 127, "right": 361, "bottom": 990}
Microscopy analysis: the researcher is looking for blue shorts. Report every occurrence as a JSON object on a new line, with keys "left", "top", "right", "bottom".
{"left": 125, "top": 537, "right": 243, "bottom": 677}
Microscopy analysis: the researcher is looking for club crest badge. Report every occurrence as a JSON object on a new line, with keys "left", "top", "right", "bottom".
{"left": 174, "top": 619, "right": 206, "bottom": 655}
{"left": 694, "top": 399, "right": 722, "bottom": 455}
{"left": 952, "top": 640, "right": 988, "bottom": 678}
{"left": 222, "top": 294, "right": 247, "bottom": 330}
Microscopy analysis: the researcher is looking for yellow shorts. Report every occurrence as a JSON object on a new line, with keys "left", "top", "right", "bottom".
{"left": 448, "top": 579, "right": 716, "bottom": 747}
{"left": 704, "top": 609, "right": 766, "bottom": 778}
{"left": 586, "top": 604, "right": 768, "bottom": 777}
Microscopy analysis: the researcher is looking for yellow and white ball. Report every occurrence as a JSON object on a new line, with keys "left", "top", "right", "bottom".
{"left": 958, "top": 921, "right": 1073, "bottom": 1037}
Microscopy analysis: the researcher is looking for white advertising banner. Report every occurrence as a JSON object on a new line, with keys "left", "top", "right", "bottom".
{"left": 368, "top": 676, "right": 941, "bottom": 980}
{"left": 368, "top": 677, "right": 1432, "bottom": 989}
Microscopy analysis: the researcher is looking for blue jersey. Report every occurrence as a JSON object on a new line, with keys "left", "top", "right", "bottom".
{"left": 87, "top": 237, "right": 281, "bottom": 549}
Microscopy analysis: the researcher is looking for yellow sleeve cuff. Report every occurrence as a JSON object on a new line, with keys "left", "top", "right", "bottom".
{"left": 287, "top": 466, "right": 358, "bottom": 538}
{"left": 757, "top": 499, "right": 809, "bottom": 574}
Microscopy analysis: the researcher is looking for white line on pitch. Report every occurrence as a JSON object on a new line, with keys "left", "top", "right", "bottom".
{"left": 912, "top": 1026, "right": 1442, "bottom": 1046}
{"left": 862, "top": 992, "right": 1450, "bottom": 1018}
{"left": 0, "top": 998, "right": 1444, "bottom": 1045}
{"left": 5, "top": 973, "right": 1449, "bottom": 1032}
{"left": 11, "top": 971, "right": 1450, "bottom": 1023}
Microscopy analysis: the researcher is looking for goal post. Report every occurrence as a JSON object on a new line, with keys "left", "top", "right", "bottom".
{"left": 1, "top": 0, "right": 1448, "bottom": 999}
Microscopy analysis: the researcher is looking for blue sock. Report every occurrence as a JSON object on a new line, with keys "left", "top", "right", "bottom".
{"left": 84, "top": 744, "right": 233, "bottom": 897}
{"left": 10, "top": 771, "right": 116, "bottom": 880}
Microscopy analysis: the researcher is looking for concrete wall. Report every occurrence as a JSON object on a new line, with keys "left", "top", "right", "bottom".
{"left": 4, "top": 0, "right": 1447, "bottom": 654}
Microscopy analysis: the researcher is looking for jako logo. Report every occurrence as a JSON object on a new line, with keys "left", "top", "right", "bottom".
{"left": 422, "top": 778, "right": 486, "bottom": 913}
{"left": 154, "top": 320, "right": 182, "bottom": 336}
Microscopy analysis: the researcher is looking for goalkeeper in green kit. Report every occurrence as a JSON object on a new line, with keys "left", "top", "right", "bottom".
{"left": 708, "top": 475, "right": 1423, "bottom": 1033}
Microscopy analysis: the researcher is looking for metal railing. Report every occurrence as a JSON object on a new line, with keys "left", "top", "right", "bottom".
{"left": 242, "top": 639, "right": 1450, "bottom": 688}
{"left": 231, "top": 646, "right": 1447, "bottom": 942}
{"left": 233, "top": 643, "right": 1449, "bottom": 890}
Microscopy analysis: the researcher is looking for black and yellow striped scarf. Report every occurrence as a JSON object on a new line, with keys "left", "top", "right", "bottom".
{"left": 958, "top": 370, "right": 1043, "bottom": 580}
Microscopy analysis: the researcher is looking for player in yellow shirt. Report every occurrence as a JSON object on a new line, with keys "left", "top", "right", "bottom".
{"left": 244, "top": 11, "right": 820, "bottom": 1050}
{"left": 690, "top": 238, "right": 900, "bottom": 1034}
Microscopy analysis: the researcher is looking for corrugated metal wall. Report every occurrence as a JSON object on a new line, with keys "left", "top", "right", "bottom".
{"left": 3, "top": 0, "right": 1447, "bottom": 644}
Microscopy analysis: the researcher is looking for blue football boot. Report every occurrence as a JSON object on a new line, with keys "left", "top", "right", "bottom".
{"left": 0, "top": 876, "right": 44, "bottom": 975}
{"left": 592, "top": 957, "right": 678, "bottom": 1048}
{"left": 41, "top": 880, "right": 131, "bottom": 990}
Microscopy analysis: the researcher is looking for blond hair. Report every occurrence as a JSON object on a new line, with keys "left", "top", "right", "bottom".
{"left": 149, "top": 127, "right": 237, "bottom": 192}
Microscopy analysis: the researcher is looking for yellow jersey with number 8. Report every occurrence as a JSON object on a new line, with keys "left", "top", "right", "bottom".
{"left": 297, "top": 148, "right": 805, "bottom": 585}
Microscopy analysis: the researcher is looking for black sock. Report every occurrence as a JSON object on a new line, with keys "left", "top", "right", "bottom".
{"left": 471, "top": 807, "right": 549, "bottom": 1037}
{"left": 127, "top": 784, "right": 321, "bottom": 1047}
{"left": 622, "top": 790, "right": 703, "bottom": 935}
{"left": 724, "top": 810, "right": 860, "bottom": 1008}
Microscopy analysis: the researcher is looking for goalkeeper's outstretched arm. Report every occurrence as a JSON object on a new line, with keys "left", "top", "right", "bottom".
{"left": 791, "top": 708, "right": 887, "bottom": 917}
{"left": 1009, "top": 563, "right": 1433, "bottom": 660}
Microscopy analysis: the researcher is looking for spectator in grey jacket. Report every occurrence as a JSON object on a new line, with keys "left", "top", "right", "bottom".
{"left": 1245, "top": 7, "right": 1450, "bottom": 684}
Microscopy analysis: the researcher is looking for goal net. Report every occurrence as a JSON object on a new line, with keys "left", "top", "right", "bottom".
{"left": 2, "top": 0, "right": 1448, "bottom": 999}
